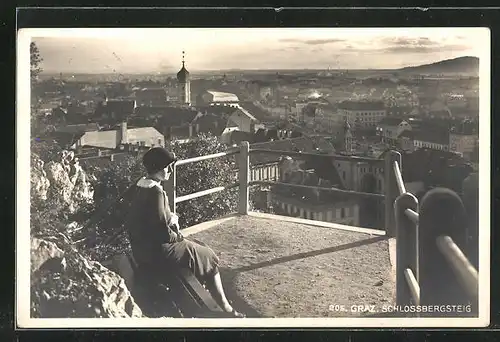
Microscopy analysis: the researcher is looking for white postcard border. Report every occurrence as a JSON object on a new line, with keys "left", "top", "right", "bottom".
{"left": 16, "top": 27, "right": 491, "bottom": 328}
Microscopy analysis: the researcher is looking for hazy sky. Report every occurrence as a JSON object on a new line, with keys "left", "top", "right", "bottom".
{"left": 28, "top": 28, "right": 487, "bottom": 74}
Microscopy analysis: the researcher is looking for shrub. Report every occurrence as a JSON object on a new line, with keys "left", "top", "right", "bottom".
{"left": 80, "top": 134, "right": 256, "bottom": 260}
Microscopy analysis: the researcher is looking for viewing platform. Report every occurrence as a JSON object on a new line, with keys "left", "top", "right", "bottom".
{"left": 183, "top": 213, "right": 394, "bottom": 318}
{"left": 94, "top": 141, "right": 478, "bottom": 320}
{"left": 163, "top": 141, "right": 478, "bottom": 318}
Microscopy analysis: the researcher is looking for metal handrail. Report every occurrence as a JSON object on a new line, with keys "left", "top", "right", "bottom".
{"left": 250, "top": 148, "right": 385, "bottom": 164}
{"left": 176, "top": 148, "right": 239, "bottom": 166}
{"left": 404, "top": 208, "right": 419, "bottom": 224}
{"left": 393, "top": 160, "right": 406, "bottom": 195}
{"left": 404, "top": 268, "right": 421, "bottom": 305}
{"left": 170, "top": 144, "right": 389, "bottom": 213}
{"left": 392, "top": 157, "right": 478, "bottom": 313}
{"left": 176, "top": 182, "right": 239, "bottom": 203}
{"left": 436, "top": 235, "right": 478, "bottom": 300}
{"left": 249, "top": 180, "right": 385, "bottom": 200}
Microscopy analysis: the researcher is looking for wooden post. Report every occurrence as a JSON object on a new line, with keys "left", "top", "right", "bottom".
{"left": 164, "top": 163, "right": 177, "bottom": 215}
{"left": 418, "top": 187, "right": 473, "bottom": 316}
{"left": 238, "top": 141, "right": 250, "bottom": 215}
{"left": 384, "top": 150, "right": 402, "bottom": 237}
{"left": 394, "top": 192, "right": 419, "bottom": 308}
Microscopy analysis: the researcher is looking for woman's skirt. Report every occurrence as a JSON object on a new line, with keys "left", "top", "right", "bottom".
{"left": 161, "top": 238, "right": 220, "bottom": 282}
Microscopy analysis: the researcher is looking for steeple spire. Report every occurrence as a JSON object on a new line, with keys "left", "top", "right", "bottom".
{"left": 182, "top": 50, "right": 185, "bottom": 67}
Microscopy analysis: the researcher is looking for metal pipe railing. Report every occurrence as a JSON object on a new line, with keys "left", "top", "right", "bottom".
{"left": 392, "top": 158, "right": 478, "bottom": 316}
{"left": 249, "top": 180, "right": 385, "bottom": 200}
{"left": 393, "top": 160, "right": 406, "bottom": 195}
{"left": 403, "top": 268, "right": 421, "bottom": 306}
{"left": 250, "top": 148, "right": 385, "bottom": 164}
{"left": 436, "top": 235, "right": 478, "bottom": 300}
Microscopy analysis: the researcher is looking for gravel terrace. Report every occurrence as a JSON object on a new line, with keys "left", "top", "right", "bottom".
{"left": 187, "top": 215, "right": 395, "bottom": 318}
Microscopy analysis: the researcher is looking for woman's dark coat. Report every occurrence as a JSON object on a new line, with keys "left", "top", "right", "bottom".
{"left": 124, "top": 178, "right": 219, "bottom": 282}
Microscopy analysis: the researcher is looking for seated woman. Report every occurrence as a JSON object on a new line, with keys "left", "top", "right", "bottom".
{"left": 125, "top": 147, "right": 244, "bottom": 318}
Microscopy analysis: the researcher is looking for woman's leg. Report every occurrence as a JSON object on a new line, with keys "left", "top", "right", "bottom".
{"left": 205, "top": 271, "right": 233, "bottom": 312}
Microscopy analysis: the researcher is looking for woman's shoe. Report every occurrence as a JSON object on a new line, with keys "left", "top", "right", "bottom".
{"left": 231, "top": 309, "right": 245, "bottom": 318}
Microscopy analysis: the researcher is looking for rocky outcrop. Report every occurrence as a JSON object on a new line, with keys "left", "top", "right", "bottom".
{"left": 43, "top": 150, "right": 94, "bottom": 213}
{"left": 31, "top": 156, "right": 51, "bottom": 201}
{"left": 31, "top": 237, "right": 142, "bottom": 318}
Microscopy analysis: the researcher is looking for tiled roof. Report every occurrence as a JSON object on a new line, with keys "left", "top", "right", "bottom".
{"left": 386, "top": 106, "right": 414, "bottom": 115}
{"left": 135, "top": 106, "right": 198, "bottom": 127}
{"left": 127, "top": 127, "right": 163, "bottom": 141}
{"left": 55, "top": 123, "right": 100, "bottom": 134}
{"left": 228, "top": 130, "right": 255, "bottom": 145}
{"left": 428, "top": 108, "right": 452, "bottom": 118}
{"left": 49, "top": 132, "right": 85, "bottom": 149}
{"left": 398, "top": 130, "right": 414, "bottom": 139}
{"left": 338, "top": 100, "right": 386, "bottom": 111}
{"left": 134, "top": 88, "right": 167, "bottom": 97}
{"left": 239, "top": 102, "right": 274, "bottom": 122}
{"left": 206, "top": 90, "right": 239, "bottom": 102}
{"left": 249, "top": 136, "right": 335, "bottom": 166}
{"left": 196, "top": 105, "right": 237, "bottom": 117}
{"left": 231, "top": 107, "right": 258, "bottom": 122}
{"left": 402, "top": 148, "right": 470, "bottom": 184}
{"left": 378, "top": 117, "right": 406, "bottom": 126}
{"left": 413, "top": 127, "right": 449, "bottom": 145}
{"left": 105, "top": 100, "right": 136, "bottom": 114}
{"left": 193, "top": 114, "right": 227, "bottom": 136}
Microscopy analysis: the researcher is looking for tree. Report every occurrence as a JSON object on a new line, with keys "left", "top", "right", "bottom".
{"left": 30, "top": 41, "right": 44, "bottom": 134}
{"left": 81, "top": 134, "right": 250, "bottom": 260}
{"left": 170, "top": 134, "right": 240, "bottom": 228}
{"left": 30, "top": 42, "right": 43, "bottom": 84}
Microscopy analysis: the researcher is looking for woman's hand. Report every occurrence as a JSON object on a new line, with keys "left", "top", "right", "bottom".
{"left": 168, "top": 213, "right": 184, "bottom": 241}
{"left": 169, "top": 213, "right": 179, "bottom": 227}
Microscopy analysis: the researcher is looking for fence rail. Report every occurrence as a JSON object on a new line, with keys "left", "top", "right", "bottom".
{"left": 166, "top": 142, "right": 390, "bottom": 219}
{"left": 249, "top": 180, "right": 385, "bottom": 200}
{"left": 392, "top": 158, "right": 478, "bottom": 317}
{"left": 250, "top": 148, "right": 385, "bottom": 164}
{"left": 80, "top": 141, "right": 478, "bottom": 317}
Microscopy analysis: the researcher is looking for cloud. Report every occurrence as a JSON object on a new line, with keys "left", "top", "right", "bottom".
{"left": 377, "top": 36, "right": 470, "bottom": 54}
{"left": 280, "top": 46, "right": 301, "bottom": 52}
{"left": 382, "top": 36, "right": 439, "bottom": 47}
{"left": 381, "top": 44, "right": 470, "bottom": 54}
{"left": 280, "top": 38, "right": 346, "bottom": 45}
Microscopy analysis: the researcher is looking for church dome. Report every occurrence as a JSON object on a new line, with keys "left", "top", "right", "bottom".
{"left": 177, "top": 62, "right": 190, "bottom": 83}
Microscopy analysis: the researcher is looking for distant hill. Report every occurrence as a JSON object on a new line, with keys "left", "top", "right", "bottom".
{"left": 398, "top": 56, "right": 479, "bottom": 75}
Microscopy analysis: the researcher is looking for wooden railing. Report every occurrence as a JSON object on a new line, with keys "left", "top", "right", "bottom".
{"left": 392, "top": 156, "right": 478, "bottom": 317}
{"left": 166, "top": 142, "right": 478, "bottom": 316}
{"left": 164, "top": 141, "right": 387, "bottom": 227}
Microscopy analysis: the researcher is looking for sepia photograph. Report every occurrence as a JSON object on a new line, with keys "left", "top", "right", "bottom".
{"left": 17, "top": 26, "right": 490, "bottom": 328}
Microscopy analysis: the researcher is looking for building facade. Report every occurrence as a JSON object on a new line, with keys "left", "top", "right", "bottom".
{"left": 72, "top": 122, "right": 164, "bottom": 150}
{"left": 449, "top": 132, "right": 479, "bottom": 159}
{"left": 338, "top": 100, "right": 386, "bottom": 130}
{"left": 376, "top": 118, "right": 412, "bottom": 146}
{"left": 272, "top": 194, "right": 360, "bottom": 227}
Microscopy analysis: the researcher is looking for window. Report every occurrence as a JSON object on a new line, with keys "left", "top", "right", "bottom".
{"left": 341, "top": 208, "right": 346, "bottom": 218}
{"left": 342, "top": 171, "right": 346, "bottom": 180}
{"left": 158, "top": 138, "right": 162, "bottom": 145}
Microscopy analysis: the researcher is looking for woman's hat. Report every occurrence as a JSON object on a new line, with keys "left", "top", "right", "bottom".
{"left": 142, "top": 147, "right": 177, "bottom": 174}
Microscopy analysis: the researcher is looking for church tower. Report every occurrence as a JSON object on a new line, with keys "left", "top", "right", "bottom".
{"left": 176, "top": 51, "right": 191, "bottom": 106}
{"left": 342, "top": 118, "right": 353, "bottom": 153}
